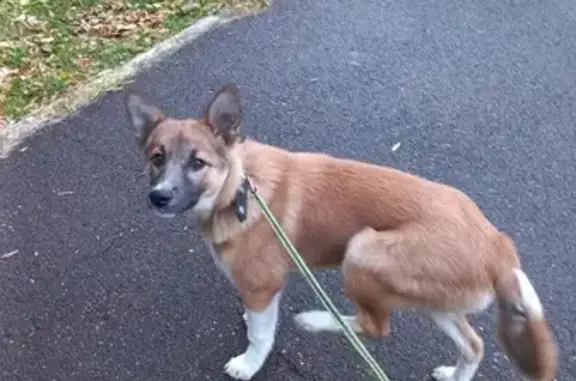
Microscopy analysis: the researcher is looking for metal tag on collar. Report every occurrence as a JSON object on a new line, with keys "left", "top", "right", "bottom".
{"left": 235, "top": 178, "right": 249, "bottom": 222}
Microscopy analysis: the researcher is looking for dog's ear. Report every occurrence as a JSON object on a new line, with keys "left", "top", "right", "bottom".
{"left": 204, "top": 84, "right": 243, "bottom": 145}
{"left": 124, "top": 92, "right": 165, "bottom": 146}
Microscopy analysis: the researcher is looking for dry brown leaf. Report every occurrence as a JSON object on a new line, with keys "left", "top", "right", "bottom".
{"left": 77, "top": 57, "right": 92, "bottom": 68}
{"left": 75, "top": 7, "right": 170, "bottom": 38}
{"left": 17, "top": 68, "right": 33, "bottom": 79}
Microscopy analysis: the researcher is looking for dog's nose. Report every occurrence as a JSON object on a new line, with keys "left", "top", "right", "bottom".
{"left": 149, "top": 189, "right": 172, "bottom": 208}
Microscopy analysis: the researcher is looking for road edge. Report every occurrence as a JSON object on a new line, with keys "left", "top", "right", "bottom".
{"left": 0, "top": 11, "right": 250, "bottom": 159}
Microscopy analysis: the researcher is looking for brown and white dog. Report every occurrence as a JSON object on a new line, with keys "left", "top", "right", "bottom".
{"left": 124, "top": 84, "right": 557, "bottom": 381}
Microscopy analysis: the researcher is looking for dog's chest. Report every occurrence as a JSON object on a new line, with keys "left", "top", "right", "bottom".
{"left": 204, "top": 239, "right": 234, "bottom": 284}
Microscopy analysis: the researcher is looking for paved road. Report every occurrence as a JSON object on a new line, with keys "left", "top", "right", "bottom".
{"left": 1, "top": 0, "right": 575, "bottom": 380}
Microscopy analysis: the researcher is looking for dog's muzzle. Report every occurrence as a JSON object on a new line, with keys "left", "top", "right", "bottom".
{"left": 148, "top": 189, "right": 173, "bottom": 209}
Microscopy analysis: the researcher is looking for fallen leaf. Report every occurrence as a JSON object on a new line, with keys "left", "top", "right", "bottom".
{"left": 1, "top": 250, "right": 19, "bottom": 259}
{"left": 184, "top": 1, "right": 201, "bottom": 11}
{"left": 77, "top": 57, "right": 92, "bottom": 68}
{"left": 0, "top": 67, "right": 18, "bottom": 85}
{"left": 0, "top": 41, "right": 16, "bottom": 49}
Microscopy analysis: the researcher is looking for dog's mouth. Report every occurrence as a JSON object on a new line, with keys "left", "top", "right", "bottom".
{"left": 153, "top": 209, "right": 177, "bottom": 218}
{"left": 147, "top": 201, "right": 180, "bottom": 218}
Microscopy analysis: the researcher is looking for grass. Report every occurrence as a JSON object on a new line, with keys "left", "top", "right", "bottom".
{"left": 0, "top": 0, "right": 268, "bottom": 122}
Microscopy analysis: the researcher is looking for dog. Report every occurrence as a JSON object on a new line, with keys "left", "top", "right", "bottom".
{"left": 123, "top": 84, "right": 557, "bottom": 381}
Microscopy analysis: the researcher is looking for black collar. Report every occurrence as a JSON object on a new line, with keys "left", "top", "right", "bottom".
{"left": 233, "top": 177, "right": 250, "bottom": 222}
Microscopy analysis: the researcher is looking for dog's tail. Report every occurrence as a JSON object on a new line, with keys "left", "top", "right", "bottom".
{"left": 493, "top": 237, "right": 557, "bottom": 381}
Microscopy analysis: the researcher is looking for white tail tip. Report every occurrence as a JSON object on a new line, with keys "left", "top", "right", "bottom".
{"left": 513, "top": 269, "right": 544, "bottom": 319}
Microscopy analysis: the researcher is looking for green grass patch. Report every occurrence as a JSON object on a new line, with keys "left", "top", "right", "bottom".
{"left": 0, "top": 0, "right": 268, "bottom": 121}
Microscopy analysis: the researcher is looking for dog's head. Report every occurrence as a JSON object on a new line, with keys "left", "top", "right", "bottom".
{"left": 124, "top": 84, "right": 244, "bottom": 219}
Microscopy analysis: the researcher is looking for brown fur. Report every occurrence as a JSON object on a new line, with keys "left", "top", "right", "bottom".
{"left": 125, "top": 85, "right": 557, "bottom": 381}
{"left": 494, "top": 265, "right": 558, "bottom": 381}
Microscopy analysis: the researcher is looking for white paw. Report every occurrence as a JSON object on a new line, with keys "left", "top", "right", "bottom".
{"left": 293, "top": 310, "right": 334, "bottom": 333}
{"left": 242, "top": 311, "right": 247, "bottom": 323}
{"left": 224, "top": 354, "right": 259, "bottom": 380}
{"left": 432, "top": 365, "right": 456, "bottom": 381}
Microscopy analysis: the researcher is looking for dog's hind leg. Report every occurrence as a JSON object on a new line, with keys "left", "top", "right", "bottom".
{"left": 293, "top": 311, "right": 366, "bottom": 334}
{"left": 294, "top": 302, "right": 391, "bottom": 337}
{"left": 429, "top": 313, "right": 484, "bottom": 381}
{"left": 294, "top": 227, "right": 395, "bottom": 337}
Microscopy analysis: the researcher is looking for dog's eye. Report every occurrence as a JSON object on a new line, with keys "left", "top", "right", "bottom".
{"left": 190, "top": 157, "right": 207, "bottom": 171}
{"left": 150, "top": 152, "right": 164, "bottom": 167}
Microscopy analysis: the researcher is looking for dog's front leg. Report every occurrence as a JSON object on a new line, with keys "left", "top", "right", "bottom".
{"left": 224, "top": 291, "right": 282, "bottom": 380}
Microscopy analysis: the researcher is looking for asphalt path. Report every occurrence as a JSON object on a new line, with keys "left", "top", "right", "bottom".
{"left": 1, "top": 0, "right": 575, "bottom": 380}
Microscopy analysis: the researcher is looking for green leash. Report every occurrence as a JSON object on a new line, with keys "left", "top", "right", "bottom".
{"left": 246, "top": 179, "right": 391, "bottom": 381}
